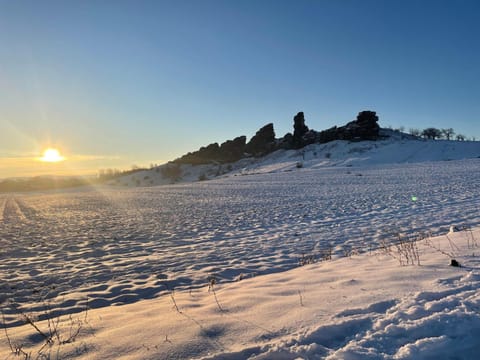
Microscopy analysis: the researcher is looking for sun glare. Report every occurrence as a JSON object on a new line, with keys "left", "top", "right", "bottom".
{"left": 40, "top": 148, "right": 65, "bottom": 162}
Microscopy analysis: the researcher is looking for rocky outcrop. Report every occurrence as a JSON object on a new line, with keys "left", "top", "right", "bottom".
{"left": 343, "top": 110, "right": 380, "bottom": 141}
{"left": 316, "top": 111, "right": 380, "bottom": 143}
{"left": 292, "top": 112, "right": 309, "bottom": 149}
{"left": 174, "top": 110, "right": 380, "bottom": 165}
{"left": 218, "top": 136, "right": 247, "bottom": 162}
{"left": 174, "top": 142, "right": 220, "bottom": 165}
{"left": 245, "top": 123, "right": 276, "bottom": 156}
{"left": 174, "top": 136, "right": 247, "bottom": 165}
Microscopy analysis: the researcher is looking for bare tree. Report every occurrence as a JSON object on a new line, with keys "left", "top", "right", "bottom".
{"left": 441, "top": 128, "right": 455, "bottom": 140}
{"left": 422, "top": 128, "right": 442, "bottom": 140}
{"left": 409, "top": 128, "right": 421, "bottom": 137}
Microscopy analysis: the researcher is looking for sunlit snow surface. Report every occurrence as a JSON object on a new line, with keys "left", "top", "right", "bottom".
{"left": 1, "top": 159, "right": 479, "bottom": 327}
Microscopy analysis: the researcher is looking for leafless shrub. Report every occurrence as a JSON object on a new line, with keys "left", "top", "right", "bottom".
{"left": 379, "top": 233, "right": 420, "bottom": 266}
{"left": 424, "top": 236, "right": 455, "bottom": 259}
{"left": 461, "top": 225, "right": 478, "bottom": 249}
{"left": 298, "top": 253, "right": 316, "bottom": 266}
{"left": 164, "top": 284, "right": 224, "bottom": 351}
{"left": 423, "top": 228, "right": 472, "bottom": 260}
{"left": 299, "top": 244, "right": 334, "bottom": 266}
{"left": 320, "top": 245, "right": 333, "bottom": 261}
{"left": 342, "top": 245, "right": 359, "bottom": 258}
{"left": 395, "top": 235, "right": 420, "bottom": 266}
{"left": 446, "top": 234, "right": 461, "bottom": 254}
{"left": 2, "top": 296, "right": 89, "bottom": 360}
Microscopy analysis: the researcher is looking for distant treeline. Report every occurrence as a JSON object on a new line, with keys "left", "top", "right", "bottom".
{"left": 97, "top": 165, "right": 150, "bottom": 181}
{"left": 0, "top": 165, "right": 152, "bottom": 193}
{"left": 0, "top": 166, "right": 154, "bottom": 193}
{"left": 0, "top": 177, "right": 91, "bottom": 193}
{"left": 390, "top": 127, "right": 473, "bottom": 141}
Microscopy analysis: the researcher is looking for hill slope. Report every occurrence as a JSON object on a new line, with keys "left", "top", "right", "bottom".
{"left": 112, "top": 133, "right": 480, "bottom": 187}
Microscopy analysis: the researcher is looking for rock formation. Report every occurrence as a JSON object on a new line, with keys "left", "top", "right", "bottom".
{"left": 316, "top": 110, "right": 380, "bottom": 142}
{"left": 174, "top": 110, "right": 380, "bottom": 165}
{"left": 292, "top": 112, "right": 309, "bottom": 149}
{"left": 245, "top": 123, "right": 276, "bottom": 156}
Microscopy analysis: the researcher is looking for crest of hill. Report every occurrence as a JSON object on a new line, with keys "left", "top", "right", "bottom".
{"left": 173, "top": 110, "right": 380, "bottom": 165}
{"left": 110, "top": 111, "right": 480, "bottom": 187}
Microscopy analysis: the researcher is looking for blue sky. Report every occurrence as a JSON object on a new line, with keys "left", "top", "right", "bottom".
{"left": 1, "top": 0, "right": 479, "bottom": 177}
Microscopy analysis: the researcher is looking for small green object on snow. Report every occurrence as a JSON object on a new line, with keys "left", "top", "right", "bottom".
{"left": 411, "top": 196, "right": 418, "bottom": 202}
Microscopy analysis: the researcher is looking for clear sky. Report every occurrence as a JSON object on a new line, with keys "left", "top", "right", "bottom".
{"left": 1, "top": 0, "right": 479, "bottom": 178}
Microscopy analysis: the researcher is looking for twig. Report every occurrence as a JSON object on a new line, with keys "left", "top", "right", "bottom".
{"left": 209, "top": 279, "right": 225, "bottom": 312}
{"left": 298, "top": 290, "right": 304, "bottom": 307}
{"left": 163, "top": 283, "right": 182, "bottom": 314}
{"left": 446, "top": 234, "right": 461, "bottom": 253}
{"left": 1, "top": 307, "right": 16, "bottom": 354}
{"left": 12, "top": 304, "right": 51, "bottom": 343}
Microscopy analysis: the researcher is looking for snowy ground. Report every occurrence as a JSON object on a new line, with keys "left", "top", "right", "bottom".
{"left": 114, "top": 137, "right": 480, "bottom": 187}
{"left": 1, "top": 158, "right": 480, "bottom": 359}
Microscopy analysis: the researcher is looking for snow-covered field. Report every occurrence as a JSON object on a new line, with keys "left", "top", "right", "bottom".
{"left": 1, "top": 158, "right": 480, "bottom": 359}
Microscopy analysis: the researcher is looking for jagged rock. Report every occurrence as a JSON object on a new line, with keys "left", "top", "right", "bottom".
{"left": 317, "top": 110, "right": 380, "bottom": 143}
{"left": 292, "top": 112, "right": 309, "bottom": 149}
{"left": 219, "top": 136, "right": 246, "bottom": 162}
{"left": 174, "top": 142, "right": 220, "bottom": 165}
{"left": 278, "top": 133, "right": 294, "bottom": 149}
{"left": 317, "top": 126, "right": 338, "bottom": 143}
{"left": 174, "top": 136, "right": 247, "bottom": 165}
{"left": 246, "top": 123, "right": 276, "bottom": 156}
{"left": 345, "top": 110, "right": 380, "bottom": 140}
{"left": 302, "top": 130, "right": 317, "bottom": 146}
{"left": 174, "top": 110, "right": 380, "bottom": 166}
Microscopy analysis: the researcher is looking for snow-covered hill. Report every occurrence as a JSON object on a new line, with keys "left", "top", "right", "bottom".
{"left": 112, "top": 134, "right": 480, "bottom": 187}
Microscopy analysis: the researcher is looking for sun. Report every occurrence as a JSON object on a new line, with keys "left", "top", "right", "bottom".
{"left": 40, "top": 148, "right": 65, "bottom": 162}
